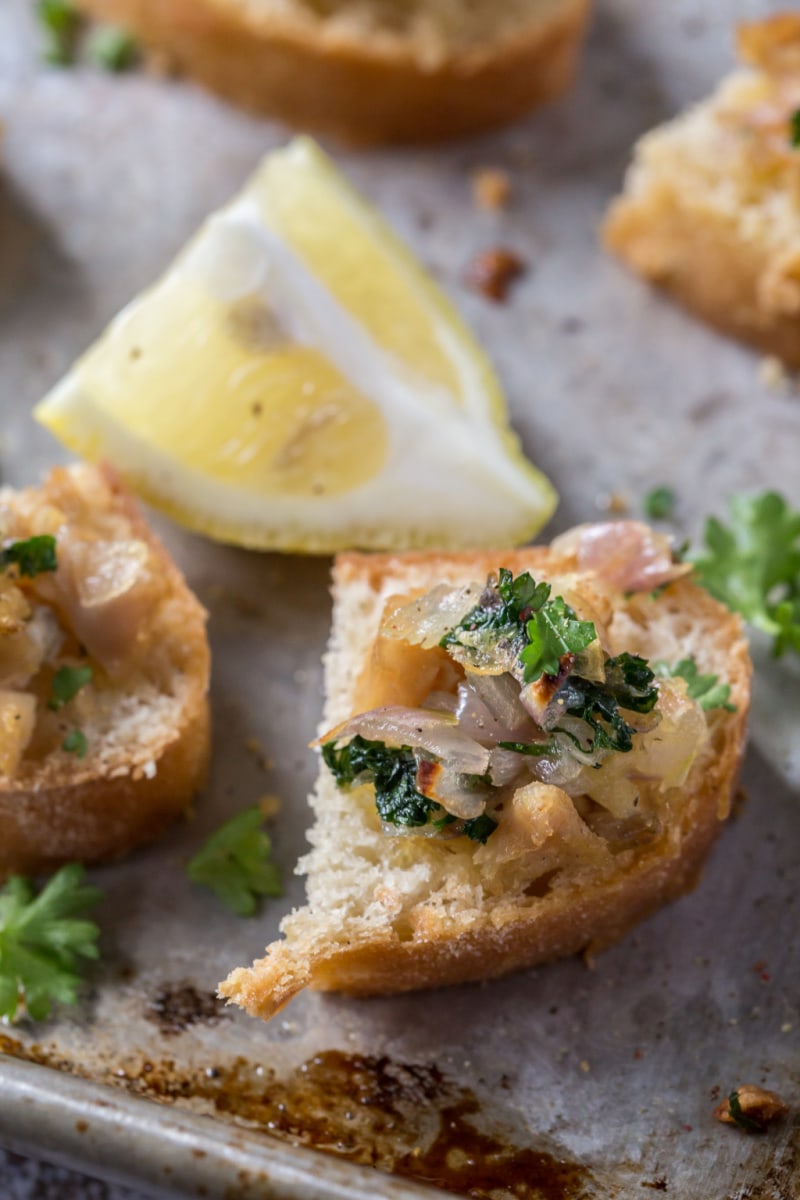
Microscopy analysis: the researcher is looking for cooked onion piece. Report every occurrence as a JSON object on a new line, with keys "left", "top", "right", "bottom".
{"left": 553, "top": 521, "right": 691, "bottom": 593}
{"left": 0, "top": 690, "right": 36, "bottom": 777}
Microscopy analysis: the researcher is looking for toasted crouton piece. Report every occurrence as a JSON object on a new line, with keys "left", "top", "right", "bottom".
{"left": 221, "top": 528, "right": 750, "bottom": 1021}
{"left": 75, "top": 0, "right": 592, "bottom": 145}
{"left": 0, "top": 464, "right": 210, "bottom": 877}
{"left": 604, "top": 14, "right": 800, "bottom": 365}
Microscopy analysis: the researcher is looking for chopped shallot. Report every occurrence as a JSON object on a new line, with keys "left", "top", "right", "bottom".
{"left": 552, "top": 522, "right": 690, "bottom": 593}
{"left": 320, "top": 706, "right": 491, "bottom": 778}
{"left": 380, "top": 583, "right": 481, "bottom": 649}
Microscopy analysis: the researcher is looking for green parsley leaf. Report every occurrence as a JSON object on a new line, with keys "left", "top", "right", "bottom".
{"left": 791, "top": 108, "right": 800, "bottom": 149}
{"left": 654, "top": 657, "right": 735, "bottom": 712}
{"left": 691, "top": 492, "right": 800, "bottom": 657}
{"left": 87, "top": 26, "right": 138, "bottom": 71}
{"left": 323, "top": 736, "right": 437, "bottom": 828}
{"left": 49, "top": 665, "right": 93, "bottom": 711}
{"left": 62, "top": 729, "right": 88, "bottom": 758}
{"left": 0, "top": 864, "right": 101, "bottom": 1022}
{"left": 520, "top": 594, "right": 596, "bottom": 682}
{"left": 322, "top": 737, "right": 497, "bottom": 843}
{"left": 37, "top": 0, "right": 82, "bottom": 65}
{"left": 187, "top": 808, "right": 281, "bottom": 917}
{"left": 0, "top": 535, "right": 57, "bottom": 578}
{"left": 644, "top": 486, "right": 676, "bottom": 521}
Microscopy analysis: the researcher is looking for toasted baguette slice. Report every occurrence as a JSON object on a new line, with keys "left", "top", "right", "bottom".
{"left": 604, "top": 14, "right": 800, "bottom": 365}
{"left": 221, "top": 527, "right": 750, "bottom": 1021}
{"left": 0, "top": 463, "right": 210, "bottom": 878}
{"left": 76, "top": 0, "right": 592, "bottom": 144}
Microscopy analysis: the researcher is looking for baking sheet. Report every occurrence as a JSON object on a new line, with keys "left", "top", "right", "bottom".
{"left": 1, "top": 0, "right": 799, "bottom": 1196}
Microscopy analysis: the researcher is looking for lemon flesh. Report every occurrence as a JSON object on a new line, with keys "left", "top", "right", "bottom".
{"left": 36, "top": 138, "right": 556, "bottom": 553}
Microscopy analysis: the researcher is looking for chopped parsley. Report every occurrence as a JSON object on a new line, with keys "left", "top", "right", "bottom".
{"left": 691, "top": 491, "right": 800, "bottom": 657}
{"left": 0, "top": 534, "right": 57, "bottom": 578}
{"left": 654, "top": 657, "right": 735, "bottom": 712}
{"left": 322, "top": 736, "right": 495, "bottom": 843}
{"left": 520, "top": 592, "right": 596, "bottom": 681}
{"left": 187, "top": 808, "right": 282, "bottom": 917}
{"left": 791, "top": 108, "right": 800, "bottom": 149}
{"left": 500, "top": 652, "right": 658, "bottom": 757}
{"left": 49, "top": 665, "right": 92, "bottom": 711}
{"left": 443, "top": 569, "right": 597, "bottom": 683}
{"left": 62, "top": 729, "right": 88, "bottom": 758}
{"left": 0, "top": 864, "right": 101, "bottom": 1022}
{"left": 644, "top": 486, "right": 676, "bottom": 521}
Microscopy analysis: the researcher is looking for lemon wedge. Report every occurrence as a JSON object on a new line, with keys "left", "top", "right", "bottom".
{"left": 35, "top": 138, "right": 556, "bottom": 553}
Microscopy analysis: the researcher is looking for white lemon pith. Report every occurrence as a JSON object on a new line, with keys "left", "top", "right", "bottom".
{"left": 35, "top": 139, "right": 556, "bottom": 552}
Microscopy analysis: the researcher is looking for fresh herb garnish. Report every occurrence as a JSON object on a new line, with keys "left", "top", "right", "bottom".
{"left": 0, "top": 864, "right": 101, "bottom": 1022}
{"left": 0, "top": 534, "right": 57, "bottom": 578}
{"left": 37, "top": 0, "right": 82, "bottom": 64}
{"left": 691, "top": 491, "right": 800, "bottom": 657}
{"left": 187, "top": 808, "right": 281, "bottom": 917}
{"left": 48, "top": 665, "right": 92, "bottom": 711}
{"left": 791, "top": 108, "right": 800, "bottom": 149}
{"left": 62, "top": 729, "right": 88, "bottom": 758}
{"left": 654, "top": 658, "right": 735, "bottom": 712}
{"left": 727, "top": 1090, "right": 762, "bottom": 1135}
{"left": 520, "top": 592, "right": 596, "bottom": 682}
{"left": 322, "top": 736, "right": 495, "bottom": 843}
{"left": 323, "top": 736, "right": 438, "bottom": 829}
{"left": 644, "top": 486, "right": 676, "bottom": 521}
{"left": 88, "top": 26, "right": 138, "bottom": 71}
{"left": 442, "top": 568, "right": 549, "bottom": 649}
{"left": 443, "top": 569, "right": 597, "bottom": 683}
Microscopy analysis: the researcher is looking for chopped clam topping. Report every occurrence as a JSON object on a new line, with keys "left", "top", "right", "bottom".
{"left": 0, "top": 690, "right": 37, "bottom": 777}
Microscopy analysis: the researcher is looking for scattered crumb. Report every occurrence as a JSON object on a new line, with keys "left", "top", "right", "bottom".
{"left": 579, "top": 1060, "right": 590, "bottom": 1073}
{"left": 465, "top": 247, "right": 526, "bottom": 302}
{"left": 471, "top": 167, "right": 512, "bottom": 211}
{"left": 595, "top": 490, "right": 630, "bottom": 515}
{"left": 258, "top": 792, "right": 282, "bottom": 821}
{"left": 782, "top": 1023, "right": 793, "bottom": 1033}
{"left": 145, "top": 982, "right": 226, "bottom": 1037}
{"left": 758, "top": 355, "right": 790, "bottom": 392}
{"left": 245, "top": 738, "right": 273, "bottom": 771}
{"left": 714, "top": 1084, "right": 788, "bottom": 1132}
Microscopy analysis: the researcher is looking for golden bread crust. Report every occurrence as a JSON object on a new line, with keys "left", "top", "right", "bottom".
{"left": 75, "top": 0, "right": 592, "bottom": 144}
{"left": 603, "top": 13, "right": 800, "bottom": 365}
{"left": 221, "top": 544, "right": 750, "bottom": 1021}
{"left": 0, "top": 466, "right": 210, "bottom": 877}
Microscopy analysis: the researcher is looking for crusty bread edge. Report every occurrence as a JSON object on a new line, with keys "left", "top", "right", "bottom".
{"left": 603, "top": 191, "right": 800, "bottom": 367}
{"left": 221, "top": 547, "right": 750, "bottom": 1020}
{"left": 0, "top": 466, "right": 211, "bottom": 878}
{"left": 76, "top": 0, "right": 592, "bottom": 144}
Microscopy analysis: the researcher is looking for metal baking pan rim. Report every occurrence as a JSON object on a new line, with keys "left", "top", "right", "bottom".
{"left": 0, "top": 1053, "right": 446, "bottom": 1200}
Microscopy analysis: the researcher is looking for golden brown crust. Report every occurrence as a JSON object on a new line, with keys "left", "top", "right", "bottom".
{"left": 603, "top": 13, "right": 800, "bottom": 365}
{"left": 221, "top": 544, "right": 751, "bottom": 1021}
{"left": 0, "top": 466, "right": 210, "bottom": 878}
{"left": 76, "top": 0, "right": 592, "bottom": 144}
{"left": 604, "top": 189, "right": 800, "bottom": 367}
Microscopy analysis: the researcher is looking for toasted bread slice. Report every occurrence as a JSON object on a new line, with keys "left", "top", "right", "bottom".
{"left": 604, "top": 14, "right": 800, "bottom": 365}
{"left": 0, "top": 463, "right": 210, "bottom": 877}
{"left": 221, "top": 526, "right": 750, "bottom": 1020}
{"left": 75, "top": 0, "right": 592, "bottom": 144}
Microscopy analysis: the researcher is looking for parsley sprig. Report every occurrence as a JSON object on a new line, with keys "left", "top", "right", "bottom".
{"left": 0, "top": 865, "right": 101, "bottom": 1022}
{"left": 187, "top": 808, "right": 282, "bottom": 916}
{"left": 443, "top": 568, "right": 597, "bottom": 683}
{"left": 654, "top": 658, "right": 735, "bottom": 712}
{"left": 691, "top": 492, "right": 800, "bottom": 657}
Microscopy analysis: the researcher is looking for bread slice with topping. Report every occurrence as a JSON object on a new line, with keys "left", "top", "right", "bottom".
{"left": 75, "top": 0, "right": 592, "bottom": 144}
{"left": 604, "top": 14, "right": 800, "bottom": 365}
{"left": 221, "top": 523, "right": 750, "bottom": 1020}
{"left": 0, "top": 463, "right": 210, "bottom": 878}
